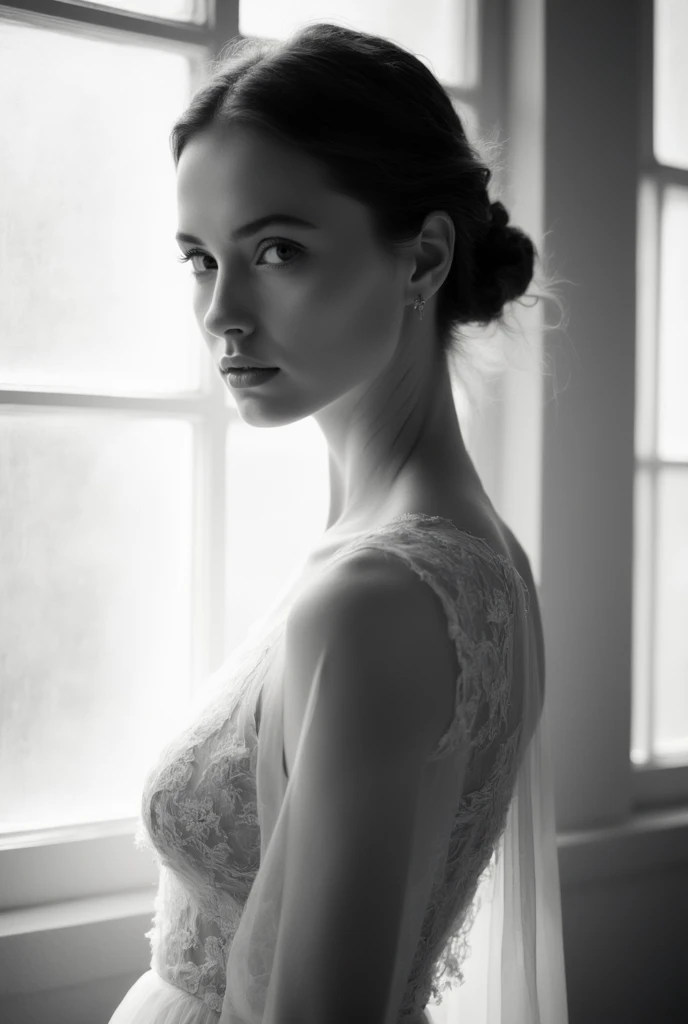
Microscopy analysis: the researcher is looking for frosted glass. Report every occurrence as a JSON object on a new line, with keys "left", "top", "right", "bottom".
{"left": 224, "top": 415, "right": 328, "bottom": 654}
{"left": 72, "top": 0, "right": 204, "bottom": 21}
{"left": 239, "top": 0, "right": 477, "bottom": 88}
{"left": 631, "top": 468, "right": 653, "bottom": 765}
{"left": 0, "top": 21, "right": 201, "bottom": 396}
{"left": 653, "top": 469, "right": 688, "bottom": 760}
{"left": 655, "top": 0, "right": 688, "bottom": 170}
{"left": 657, "top": 186, "right": 688, "bottom": 460}
{"left": 0, "top": 414, "right": 194, "bottom": 833}
{"left": 635, "top": 177, "right": 660, "bottom": 463}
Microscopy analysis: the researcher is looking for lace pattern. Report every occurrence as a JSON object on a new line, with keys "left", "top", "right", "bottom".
{"left": 134, "top": 624, "right": 281, "bottom": 1012}
{"left": 333, "top": 517, "right": 531, "bottom": 1018}
{"left": 134, "top": 513, "right": 535, "bottom": 1020}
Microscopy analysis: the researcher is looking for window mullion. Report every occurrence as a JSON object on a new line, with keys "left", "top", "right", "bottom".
{"left": 0, "top": 386, "right": 215, "bottom": 417}
{"left": 197, "top": 381, "right": 230, "bottom": 684}
{"left": 0, "top": 0, "right": 216, "bottom": 47}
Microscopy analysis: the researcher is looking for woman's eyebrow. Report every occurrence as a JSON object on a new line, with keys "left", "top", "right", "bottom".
{"left": 176, "top": 213, "right": 318, "bottom": 246}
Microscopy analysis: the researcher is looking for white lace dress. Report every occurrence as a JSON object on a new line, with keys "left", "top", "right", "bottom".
{"left": 108, "top": 514, "right": 541, "bottom": 1024}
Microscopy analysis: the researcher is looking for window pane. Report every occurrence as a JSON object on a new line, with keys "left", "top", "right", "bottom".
{"left": 0, "top": 20, "right": 200, "bottom": 396}
{"left": 657, "top": 186, "right": 688, "bottom": 460}
{"left": 239, "top": 0, "right": 478, "bottom": 88}
{"left": 654, "top": 0, "right": 688, "bottom": 169}
{"left": 68, "top": 0, "right": 205, "bottom": 22}
{"left": 653, "top": 468, "right": 688, "bottom": 761}
{"left": 225, "top": 416, "right": 328, "bottom": 654}
{"left": 0, "top": 414, "right": 194, "bottom": 833}
{"left": 631, "top": 468, "right": 653, "bottom": 764}
{"left": 635, "top": 177, "right": 660, "bottom": 462}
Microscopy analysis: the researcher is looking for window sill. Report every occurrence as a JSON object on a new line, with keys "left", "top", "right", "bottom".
{"left": 1, "top": 807, "right": 687, "bottom": 995}
{"left": 0, "top": 887, "right": 154, "bottom": 938}
{"left": 0, "top": 820, "right": 157, "bottom": 911}
{"left": 0, "top": 890, "right": 155, "bottom": 997}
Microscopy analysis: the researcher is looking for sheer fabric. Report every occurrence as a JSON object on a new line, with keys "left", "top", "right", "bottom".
{"left": 109, "top": 968, "right": 223, "bottom": 1024}
{"left": 110, "top": 513, "right": 568, "bottom": 1024}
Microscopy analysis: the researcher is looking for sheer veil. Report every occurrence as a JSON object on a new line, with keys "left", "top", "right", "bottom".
{"left": 435, "top": 674, "right": 568, "bottom": 1022}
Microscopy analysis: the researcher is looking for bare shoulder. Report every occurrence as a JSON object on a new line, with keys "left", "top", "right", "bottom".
{"left": 282, "top": 549, "right": 458, "bottom": 777}
{"left": 288, "top": 547, "right": 455, "bottom": 655}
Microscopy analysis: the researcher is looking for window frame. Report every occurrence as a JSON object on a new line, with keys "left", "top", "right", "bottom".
{"left": 630, "top": 0, "right": 688, "bottom": 808}
{"left": 493, "top": 0, "right": 688, "bottom": 856}
{"left": 0, "top": 0, "right": 239, "bottom": 916}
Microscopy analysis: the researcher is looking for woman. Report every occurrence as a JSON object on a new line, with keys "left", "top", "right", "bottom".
{"left": 109, "top": 21, "right": 568, "bottom": 1024}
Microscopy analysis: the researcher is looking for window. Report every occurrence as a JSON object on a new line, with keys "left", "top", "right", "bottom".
{"left": 0, "top": 0, "right": 337, "bottom": 867}
{"left": 239, "top": 0, "right": 478, "bottom": 88}
{"left": 0, "top": 7, "right": 214, "bottom": 892}
{"left": 631, "top": 0, "right": 688, "bottom": 808}
{"left": 0, "top": 0, "right": 490, "bottom": 855}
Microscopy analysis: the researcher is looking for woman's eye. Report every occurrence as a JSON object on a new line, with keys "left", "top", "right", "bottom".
{"left": 256, "top": 241, "right": 302, "bottom": 268}
{"left": 176, "top": 239, "right": 302, "bottom": 276}
{"left": 176, "top": 248, "right": 213, "bottom": 274}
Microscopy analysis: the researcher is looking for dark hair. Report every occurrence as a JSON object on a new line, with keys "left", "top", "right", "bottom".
{"left": 171, "top": 23, "right": 565, "bottom": 406}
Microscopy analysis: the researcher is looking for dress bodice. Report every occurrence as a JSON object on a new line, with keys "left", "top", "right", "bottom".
{"left": 134, "top": 514, "right": 538, "bottom": 1019}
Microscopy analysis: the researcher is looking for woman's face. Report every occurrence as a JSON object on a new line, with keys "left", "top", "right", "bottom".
{"left": 175, "top": 125, "right": 411, "bottom": 428}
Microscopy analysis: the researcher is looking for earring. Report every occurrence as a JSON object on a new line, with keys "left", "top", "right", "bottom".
{"left": 413, "top": 294, "right": 425, "bottom": 320}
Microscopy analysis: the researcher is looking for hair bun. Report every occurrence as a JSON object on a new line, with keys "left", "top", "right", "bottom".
{"left": 469, "top": 200, "right": 535, "bottom": 324}
{"left": 489, "top": 200, "right": 509, "bottom": 230}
